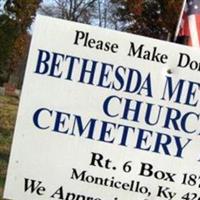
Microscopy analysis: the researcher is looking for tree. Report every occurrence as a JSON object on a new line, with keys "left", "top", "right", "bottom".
{"left": 95, "top": 0, "right": 120, "bottom": 30}
{"left": 40, "top": 0, "right": 96, "bottom": 24}
{"left": 4, "top": 0, "right": 42, "bottom": 32}
{"left": 8, "top": 31, "right": 31, "bottom": 88}
{"left": 0, "top": 0, "right": 42, "bottom": 87}
{"left": 112, "top": 0, "right": 183, "bottom": 40}
{"left": 40, "top": 0, "right": 122, "bottom": 29}
{"left": 0, "top": 14, "right": 18, "bottom": 85}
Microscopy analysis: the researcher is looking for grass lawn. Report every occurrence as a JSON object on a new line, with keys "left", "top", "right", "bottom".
{"left": 0, "top": 96, "right": 19, "bottom": 200}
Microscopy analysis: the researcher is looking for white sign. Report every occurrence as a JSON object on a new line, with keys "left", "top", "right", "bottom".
{"left": 4, "top": 15, "right": 200, "bottom": 200}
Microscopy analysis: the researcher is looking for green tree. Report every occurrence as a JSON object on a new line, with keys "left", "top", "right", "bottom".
{"left": 0, "top": 14, "right": 18, "bottom": 85}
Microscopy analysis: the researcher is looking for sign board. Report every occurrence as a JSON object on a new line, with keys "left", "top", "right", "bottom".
{"left": 4, "top": 15, "right": 200, "bottom": 200}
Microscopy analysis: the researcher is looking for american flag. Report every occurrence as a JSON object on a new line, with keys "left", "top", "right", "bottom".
{"left": 178, "top": 0, "right": 200, "bottom": 47}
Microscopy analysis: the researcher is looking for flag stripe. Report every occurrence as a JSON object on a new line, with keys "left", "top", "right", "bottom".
{"left": 177, "top": 0, "right": 200, "bottom": 47}
{"left": 195, "top": 15, "right": 200, "bottom": 45}
{"left": 189, "top": 15, "right": 199, "bottom": 47}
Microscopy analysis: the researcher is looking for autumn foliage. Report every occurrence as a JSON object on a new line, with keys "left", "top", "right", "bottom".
{"left": 0, "top": 0, "right": 41, "bottom": 86}
{"left": 112, "top": 0, "right": 183, "bottom": 40}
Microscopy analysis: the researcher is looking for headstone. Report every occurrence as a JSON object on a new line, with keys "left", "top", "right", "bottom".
{"left": 4, "top": 83, "right": 16, "bottom": 96}
{"left": 0, "top": 87, "right": 5, "bottom": 96}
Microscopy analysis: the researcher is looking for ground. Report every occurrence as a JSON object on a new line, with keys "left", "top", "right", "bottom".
{"left": 0, "top": 96, "right": 19, "bottom": 200}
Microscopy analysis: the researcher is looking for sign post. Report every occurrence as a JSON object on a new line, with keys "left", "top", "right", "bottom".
{"left": 4, "top": 15, "right": 200, "bottom": 200}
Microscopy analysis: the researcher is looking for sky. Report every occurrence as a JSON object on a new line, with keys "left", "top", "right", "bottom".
{"left": 42, "top": 0, "right": 55, "bottom": 5}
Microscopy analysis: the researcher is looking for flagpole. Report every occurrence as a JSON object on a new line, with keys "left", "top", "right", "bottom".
{"left": 173, "top": 0, "right": 187, "bottom": 42}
